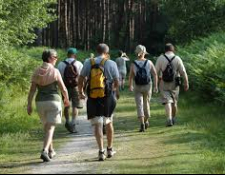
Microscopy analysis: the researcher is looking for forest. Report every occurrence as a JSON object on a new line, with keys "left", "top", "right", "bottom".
{"left": 1, "top": 0, "right": 225, "bottom": 174}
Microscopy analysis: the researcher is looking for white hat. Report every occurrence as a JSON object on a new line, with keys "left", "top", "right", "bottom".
{"left": 135, "top": 45, "right": 149, "bottom": 56}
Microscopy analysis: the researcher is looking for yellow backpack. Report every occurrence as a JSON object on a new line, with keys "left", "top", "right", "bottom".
{"left": 89, "top": 58, "right": 108, "bottom": 99}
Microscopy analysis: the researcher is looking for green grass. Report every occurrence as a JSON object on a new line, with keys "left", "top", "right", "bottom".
{"left": 97, "top": 90, "right": 225, "bottom": 174}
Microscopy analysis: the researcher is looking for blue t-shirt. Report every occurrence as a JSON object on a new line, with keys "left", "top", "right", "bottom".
{"left": 81, "top": 56, "right": 119, "bottom": 84}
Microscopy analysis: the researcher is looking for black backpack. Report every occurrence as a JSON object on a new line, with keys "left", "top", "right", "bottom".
{"left": 63, "top": 60, "right": 79, "bottom": 88}
{"left": 133, "top": 60, "right": 151, "bottom": 85}
{"left": 162, "top": 55, "right": 176, "bottom": 83}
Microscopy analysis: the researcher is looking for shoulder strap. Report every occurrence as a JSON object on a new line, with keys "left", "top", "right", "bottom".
{"left": 164, "top": 55, "right": 176, "bottom": 63}
{"left": 90, "top": 58, "right": 96, "bottom": 66}
{"left": 133, "top": 61, "right": 141, "bottom": 69}
{"left": 63, "top": 61, "right": 69, "bottom": 66}
{"left": 142, "top": 60, "right": 149, "bottom": 68}
{"left": 100, "top": 58, "right": 108, "bottom": 67}
{"left": 71, "top": 60, "right": 76, "bottom": 65}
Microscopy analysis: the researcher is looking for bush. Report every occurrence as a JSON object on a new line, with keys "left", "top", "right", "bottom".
{"left": 178, "top": 32, "right": 225, "bottom": 103}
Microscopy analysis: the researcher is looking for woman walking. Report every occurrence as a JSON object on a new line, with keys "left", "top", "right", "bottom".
{"left": 129, "top": 45, "right": 158, "bottom": 132}
{"left": 27, "top": 49, "right": 70, "bottom": 162}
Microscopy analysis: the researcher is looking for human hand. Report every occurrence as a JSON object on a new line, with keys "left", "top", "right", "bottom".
{"left": 27, "top": 105, "right": 32, "bottom": 116}
{"left": 129, "top": 86, "right": 134, "bottom": 92}
{"left": 64, "top": 99, "right": 70, "bottom": 107}
{"left": 184, "top": 83, "right": 189, "bottom": 92}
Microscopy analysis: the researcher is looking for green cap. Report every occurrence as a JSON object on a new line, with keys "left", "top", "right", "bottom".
{"left": 67, "top": 48, "right": 78, "bottom": 55}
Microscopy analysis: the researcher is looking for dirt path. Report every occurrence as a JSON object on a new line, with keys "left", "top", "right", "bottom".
{"left": 29, "top": 116, "right": 101, "bottom": 174}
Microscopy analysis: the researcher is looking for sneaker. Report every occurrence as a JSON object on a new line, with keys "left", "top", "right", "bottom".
{"left": 166, "top": 120, "right": 173, "bottom": 127}
{"left": 98, "top": 151, "right": 106, "bottom": 161}
{"left": 145, "top": 121, "right": 150, "bottom": 130}
{"left": 107, "top": 148, "right": 116, "bottom": 158}
{"left": 139, "top": 124, "right": 146, "bottom": 132}
{"left": 49, "top": 150, "right": 56, "bottom": 159}
{"left": 40, "top": 150, "right": 51, "bottom": 162}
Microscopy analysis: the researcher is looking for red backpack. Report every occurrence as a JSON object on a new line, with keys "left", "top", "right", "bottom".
{"left": 63, "top": 60, "right": 78, "bottom": 88}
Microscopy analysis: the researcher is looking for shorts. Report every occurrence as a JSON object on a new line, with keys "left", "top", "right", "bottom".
{"left": 119, "top": 72, "right": 127, "bottom": 80}
{"left": 63, "top": 87, "right": 83, "bottom": 109}
{"left": 162, "top": 89, "right": 179, "bottom": 105}
{"left": 36, "top": 101, "right": 62, "bottom": 125}
{"left": 87, "top": 92, "right": 117, "bottom": 120}
{"left": 90, "top": 116, "right": 113, "bottom": 126}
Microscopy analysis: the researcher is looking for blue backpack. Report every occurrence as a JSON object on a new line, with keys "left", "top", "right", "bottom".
{"left": 133, "top": 60, "right": 151, "bottom": 85}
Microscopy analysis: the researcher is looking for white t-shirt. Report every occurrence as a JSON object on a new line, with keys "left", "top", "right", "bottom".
{"left": 155, "top": 52, "right": 186, "bottom": 78}
{"left": 58, "top": 58, "right": 83, "bottom": 79}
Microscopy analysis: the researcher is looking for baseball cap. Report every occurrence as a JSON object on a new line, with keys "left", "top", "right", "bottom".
{"left": 67, "top": 48, "right": 78, "bottom": 55}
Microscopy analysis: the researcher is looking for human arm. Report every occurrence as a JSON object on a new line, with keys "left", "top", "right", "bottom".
{"left": 56, "top": 70, "right": 70, "bottom": 107}
{"left": 27, "top": 82, "right": 37, "bottom": 115}
{"left": 178, "top": 58, "right": 189, "bottom": 91}
{"left": 129, "top": 64, "right": 135, "bottom": 92}
{"left": 150, "top": 62, "right": 158, "bottom": 93}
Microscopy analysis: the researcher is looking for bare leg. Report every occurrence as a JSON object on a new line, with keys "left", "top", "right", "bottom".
{"left": 43, "top": 123, "right": 56, "bottom": 152}
{"left": 94, "top": 123, "right": 104, "bottom": 151}
{"left": 72, "top": 107, "right": 78, "bottom": 124}
{"left": 106, "top": 122, "right": 114, "bottom": 149}
{"left": 64, "top": 107, "right": 70, "bottom": 123}
{"left": 172, "top": 103, "right": 178, "bottom": 118}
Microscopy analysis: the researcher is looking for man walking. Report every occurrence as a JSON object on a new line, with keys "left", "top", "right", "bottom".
{"left": 155, "top": 43, "right": 189, "bottom": 127}
{"left": 78, "top": 43, "right": 120, "bottom": 161}
{"left": 58, "top": 48, "right": 83, "bottom": 133}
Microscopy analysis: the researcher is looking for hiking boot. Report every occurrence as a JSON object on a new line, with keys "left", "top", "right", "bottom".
{"left": 107, "top": 147, "right": 116, "bottom": 158}
{"left": 49, "top": 150, "right": 56, "bottom": 159}
{"left": 40, "top": 150, "right": 51, "bottom": 162}
{"left": 166, "top": 120, "right": 174, "bottom": 127}
{"left": 145, "top": 121, "right": 150, "bottom": 130}
{"left": 139, "top": 124, "right": 146, "bottom": 132}
{"left": 65, "top": 122, "right": 72, "bottom": 133}
{"left": 98, "top": 151, "right": 106, "bottom": 161}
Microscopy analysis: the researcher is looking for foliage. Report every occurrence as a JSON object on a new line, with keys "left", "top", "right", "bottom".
{"left": 0, "top": 0, "right": 57, "bottom": 46}
{"left": 178, "top": 32, "right": 225, "bottom": 103}
{"left": 162, "top": 0, "right": 225, "bottom": 43}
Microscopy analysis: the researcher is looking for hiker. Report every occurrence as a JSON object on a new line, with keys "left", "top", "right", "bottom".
{"left": 58, "top": 48, "right": 84, "bottom": 133}
{"left": 78, "top": 43, "right": 120, "bottom": 161}
{"left": 155, "top": 43, "right": 189, "bottom": 127}
{"left": 27, "top": 49, "right": 70, "bottom": 162}
{"left": 129, "top": 45, "right": 158, "bottom": 132}
{"left": 116, "top": 50, "right": 130, "bottom": 91}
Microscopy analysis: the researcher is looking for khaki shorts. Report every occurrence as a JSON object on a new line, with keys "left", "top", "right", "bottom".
{"left": 90, "top": 116, "right": 113, "bottom": 126}
{"left": 161, "top": 81, "right": 180, "bottom": 105}
{"left": 134, "top": 84, "right": 152, "bottom": 118}
{"left": 36, "top": 101, "right": 62, "bottom": 125}
{"left": 63, "top": 87, "right": 83, "bottom": 109}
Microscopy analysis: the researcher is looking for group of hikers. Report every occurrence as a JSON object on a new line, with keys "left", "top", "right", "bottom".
{"left": 27, "top": 43, "right": 189, "bottom": 162}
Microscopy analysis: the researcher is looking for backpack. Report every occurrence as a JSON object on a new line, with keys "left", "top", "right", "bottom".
{"left": 88, "top": 58, "right": 108, "bottom": 99}
{"left": 133, "top": 60, "right": 151, "bottom": 85}
{"left": 162, "top": 55, "right": 176, "bottom": 83}
{"left": 63, "top": 60, "right": 79, "bottom": 88}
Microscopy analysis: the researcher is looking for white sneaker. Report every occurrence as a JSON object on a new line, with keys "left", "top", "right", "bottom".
{"left": 107, "top": 148, "right": 116, "bottom": 158}
{"left": 99, "top": 151, "right": 106, "bottom": 161}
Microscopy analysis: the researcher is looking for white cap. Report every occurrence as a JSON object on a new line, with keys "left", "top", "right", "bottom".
{"left": 135, "top": 45, "right": 149, "bottom": 56}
